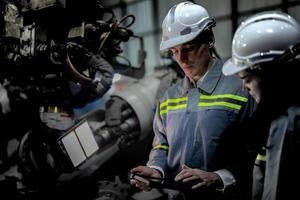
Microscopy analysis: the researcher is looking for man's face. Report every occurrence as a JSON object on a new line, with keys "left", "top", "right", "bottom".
{"left": 170, "top": 43, "right": 211, "bottom": 81}
{"left": 238, "top": 70, "right": 262, "bottom": 103}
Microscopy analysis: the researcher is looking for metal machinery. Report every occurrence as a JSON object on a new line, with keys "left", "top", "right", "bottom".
{"left": 0, "top": 0, "right": 171, "bottom": 199}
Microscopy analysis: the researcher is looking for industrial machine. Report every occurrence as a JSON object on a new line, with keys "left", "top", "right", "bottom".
{"left": 0, "top": 1, "right": 168, "bottom": 199}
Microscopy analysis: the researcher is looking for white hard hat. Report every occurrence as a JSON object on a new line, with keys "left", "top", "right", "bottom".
{"left": 223, "top": 11, "right": 300, "bottom": 76}
{"left": 160, "top": 1, "right": 215, "bottom": 51}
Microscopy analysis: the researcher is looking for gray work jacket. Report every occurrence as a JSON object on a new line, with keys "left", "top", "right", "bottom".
{"left": 148, "top": 58, "right": 255, "bottom": 188}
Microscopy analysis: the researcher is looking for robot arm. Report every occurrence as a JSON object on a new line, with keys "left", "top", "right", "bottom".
{"left": 50, "top": 41, "right": 114, "bottom": 106}
{"left": 86, "top": 54, "right": 114, "bottom": 98}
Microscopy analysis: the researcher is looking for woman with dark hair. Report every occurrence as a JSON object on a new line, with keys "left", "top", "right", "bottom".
{"left": 223, "top": 10, "right": 300, "bottom": 200}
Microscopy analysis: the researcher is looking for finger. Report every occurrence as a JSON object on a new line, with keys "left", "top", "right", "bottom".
{"left": 176, "top": 169, "right": 187, "bottom": 177}
{"left": 131, "top": 179, "right": 147, "bottom": 189}
{"left": 182, "top": 164, "right": 190, "bottom": 169}
{"left": 175, "top": 171, "right": 192, "bottom": 181}
{"left": 130, "top": 179, "right": 138, "bottom": 186}
{"left": 136, "top": 181, "right": 151, "bottom": 191}
{"left": 182, "top": 164, "right": 188, "bottom": 169}
{"left": 182, "top": 175, "right": 202, "bottom": 183}
{"left": 191, "top": 182, "right": 206, "bottom": 189}
{"left": 130, "top": 167, "right": 140, "bottom": 173}
{"left": 130, "top": 166, "right": 144, "bottom": 173}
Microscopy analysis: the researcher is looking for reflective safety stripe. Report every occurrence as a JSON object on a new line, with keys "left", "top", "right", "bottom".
{"left": 256, "top": 146, "right": 266, "bottom": 161}
{"left": 160, "top": 94, "right": 247, "bottom": 115}
{"left": 153, "top": 144, "right": 169, "bottom": 151}
{"left": 160, "top": 97, "right": 188, "bottom": 108}
{"left": 256, "top": 153, "right": 266, "bottom": 161}
{"left": 200, "top": 94, "right": 248, "bottom": 102}
{"left": 160, "top": 97, "right": 187, "bottom": 115}
{"left": 198, "top": 101, "right": 242, "bottom": 110}
{"left": 198, "top": 94, "right": 248, "bottom": 111}
{"left": 160, "top": 104, "right": 187, "bottom": 115}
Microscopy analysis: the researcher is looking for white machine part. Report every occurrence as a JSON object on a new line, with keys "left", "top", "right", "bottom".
{"left": 112, "top": 75, "right": 161, "bottom": 140}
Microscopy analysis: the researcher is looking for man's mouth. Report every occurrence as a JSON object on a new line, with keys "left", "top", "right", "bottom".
{"left": 182, "top": 64, "right": 192, "bottom": 69}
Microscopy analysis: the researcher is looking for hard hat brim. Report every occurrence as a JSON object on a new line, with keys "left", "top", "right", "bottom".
{"left": 160, "top": 31, "right": 200, "bottom": 52}
{"left": 222, "top": 58, "right": 249, "bottom": 76}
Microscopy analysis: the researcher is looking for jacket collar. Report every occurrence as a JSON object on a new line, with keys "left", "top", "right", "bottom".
{"left": 180, "top": 59, "right": 223, "bottom": 95}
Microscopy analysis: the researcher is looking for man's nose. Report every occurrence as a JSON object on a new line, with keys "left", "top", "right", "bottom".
{"left": 177, "top": 50, "right": 188, "bottom": 62}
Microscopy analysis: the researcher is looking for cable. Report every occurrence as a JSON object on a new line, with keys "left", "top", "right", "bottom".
{"left": 64, "top": 54, "right": 92, "bottom": 85}
{"left": 97, "top": 14, "right": 136, "bottom": 55}
{"left": 116, "top": 55, "right": 132, "bottom": 68}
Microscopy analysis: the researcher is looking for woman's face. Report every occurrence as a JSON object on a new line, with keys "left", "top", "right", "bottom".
{"left": 238, "top": 70, "right": 262, "bottom": 103}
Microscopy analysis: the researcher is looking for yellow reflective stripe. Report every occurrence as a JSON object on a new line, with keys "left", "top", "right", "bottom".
{"left": 200, "top": 94, "right": 248, "bottom": 102}
{"left": 153, "top": 144, "right": 169, "bottom": 151}
{"left": 160, "top": 97, "right": 188, "bottom": 115}
{"left": 256, "top": 153, "right": 266, "bottom": 161}
{"left": 160, "top": 97, "right": 188, "bottom": 109}
{"left": 198, "top": 101, "right": 242, "bottom": 110}
{"left": 160, "top": 104, "right": 187, "bottom": 115}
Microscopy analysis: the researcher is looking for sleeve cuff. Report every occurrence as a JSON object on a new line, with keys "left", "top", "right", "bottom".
{"left": 214, "top": 169, "right": 236, "bottom": 192}
{"left": 148, "top": 165, "right": 165, "bottom": 178}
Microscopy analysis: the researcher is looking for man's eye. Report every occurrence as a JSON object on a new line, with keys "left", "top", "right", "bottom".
{"left": 181, "top": 48, "right": 189, "bottom": 53}
{"left": 188, "top": 45, "right": 196, "bottom": 50}
{"left": 183, "top": 45, "right": 196, "bottom": 52}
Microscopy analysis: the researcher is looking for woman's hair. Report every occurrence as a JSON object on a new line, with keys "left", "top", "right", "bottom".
{"left": 236, "top": 58, "right": 300, "bottom": 148}
{"left": 247, "top": 58, "right": 300, "bottom": 133}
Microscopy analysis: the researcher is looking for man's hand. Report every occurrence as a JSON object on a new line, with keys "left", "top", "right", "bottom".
{"left": 130, "top": 166, "right": 162, "bottom": 191}
{"left": 175, "top": 165, "right": 223, "bottom": 190}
